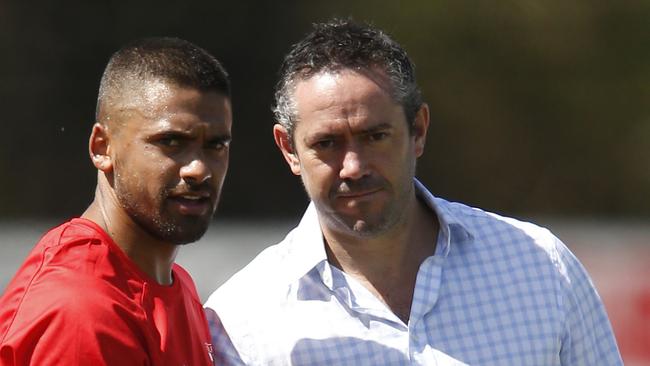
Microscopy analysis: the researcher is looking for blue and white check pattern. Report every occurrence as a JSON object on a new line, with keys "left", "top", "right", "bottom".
{"left": 205, "top": 180, "right": 622, "bottom": 365}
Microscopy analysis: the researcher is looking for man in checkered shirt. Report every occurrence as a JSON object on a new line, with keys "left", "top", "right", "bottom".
{"left": 205, "top": 19, "right": 622, "bottom": 365}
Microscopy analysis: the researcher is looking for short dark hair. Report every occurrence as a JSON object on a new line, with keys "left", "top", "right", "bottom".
{"left": 96, "top": 37, "right": 230, "bottom": 121}
{"left": 273, "top": 19, "right": 422, "bottom": 139}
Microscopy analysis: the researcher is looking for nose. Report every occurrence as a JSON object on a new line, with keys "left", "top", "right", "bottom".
{"left": 180, "top": 158, "right": 212, "bottom": 185}
{"left": 339, "top": 148, "right": 368, "bottom": 180}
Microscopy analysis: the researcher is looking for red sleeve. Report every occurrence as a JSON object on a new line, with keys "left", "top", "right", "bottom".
{"left": 0, "top": 278, "right": 150, "bottom": 365}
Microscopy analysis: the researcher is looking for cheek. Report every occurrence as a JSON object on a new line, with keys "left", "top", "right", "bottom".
{"left": 212, "top": 163, "right": 229, "bottom": 187}
{"left": 208, "top": 152, "right": 230, "bottom": 174}
{"left": 135, "top": 161, "right": 178, "bottom": 194}
{"left": 300, "top": 160, "right": 336, "bottom": 195}
{"left": 115, "top": 146, "right": 180, "bottom": 193}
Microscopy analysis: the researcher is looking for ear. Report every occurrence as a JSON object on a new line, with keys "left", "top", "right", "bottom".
{"left": 89, "top": 123, "right": 113, "bottom": 172}
{"left": 412, "top": 103, "right": 430, "bottom": 158}
{"left": 273, "top": 124, "right": 301, "bottom": 175}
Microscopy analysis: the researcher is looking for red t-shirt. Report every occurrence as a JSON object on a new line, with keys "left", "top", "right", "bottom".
{"left": 0, "top": 218, "right": 215, "bottom": 365}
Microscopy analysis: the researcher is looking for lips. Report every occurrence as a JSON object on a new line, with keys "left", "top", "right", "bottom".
{"left": 336, "top": 188, "right": 381, "bottom": 199}
{"left": 331, "top": 177, "right": 387, "bottom": 202}
{"left": 168, "top": 192, "right": 212, "bottom": 216}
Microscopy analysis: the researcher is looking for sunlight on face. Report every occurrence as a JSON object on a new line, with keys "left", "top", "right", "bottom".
{"left": 290, "top": 69, "right": 419, "bottom": 237}
{"left": 110, "top": 81, "right": 232, "bottom": 245}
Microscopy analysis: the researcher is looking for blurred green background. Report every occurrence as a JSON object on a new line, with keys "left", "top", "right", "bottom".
{"left": 1, "top": 0, "right": 648, "bottom": 220}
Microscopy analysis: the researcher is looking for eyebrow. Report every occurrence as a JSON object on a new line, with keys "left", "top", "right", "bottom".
{"left": 207, "top": 134, "right": 232, "bottom": 144}
{"left": 303, "top": 122, "right": 394, "bottom": 145}
{"left": 151, "top": 129, "right": 232, "bottom": 143}
{"left": 154, "top": 130, "right": 192, "bottom": 139}
{"left": 361, "top": 122, "right": 393, "bottom": 134}
{"left": 310, "top": 122, "right": 393, "bottom": 137}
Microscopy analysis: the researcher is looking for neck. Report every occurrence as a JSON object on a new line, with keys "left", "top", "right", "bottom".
{"left": 322, "top": 194, "right": 438, "bottom": 322}
{"left": 82, "top": 182, "right": 178, "bottom": 285}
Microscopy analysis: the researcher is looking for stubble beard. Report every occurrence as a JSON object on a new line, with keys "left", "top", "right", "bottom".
{"left": 310, "top": 173, "right": 415, "bottom": 238}
{"left": 331, "top": 184, "right": 412, "bottom": 238}
{"left": 114, "top": 176, "right": 213, "bottom": 245}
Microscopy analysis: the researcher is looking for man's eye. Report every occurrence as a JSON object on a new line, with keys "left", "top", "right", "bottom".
{"left": 368, "top": 132, "right": 388, "bottom": 142}
{"left": 314, "top": 139, "right": 335, "bottom": 149}
{"left": 159, "top": 137, "right": 181, "bottom": 147}
{"left": 207, "top": 140, "right": 230, "bottom": 151}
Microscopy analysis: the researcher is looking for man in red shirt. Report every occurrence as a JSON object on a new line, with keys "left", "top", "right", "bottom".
{"left": 0, "top": 37, "right": 232, "bottom": 365}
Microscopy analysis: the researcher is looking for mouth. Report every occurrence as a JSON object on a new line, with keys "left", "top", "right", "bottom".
{"left": 168, "top": 193, "right": 213, "bottom": 216}
{"left": 336, "top": 188, "right": 382, "bottom": 199}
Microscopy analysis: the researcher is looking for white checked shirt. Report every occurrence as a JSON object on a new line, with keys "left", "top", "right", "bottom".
{"left": 205, "top": 180, "right": 622, "bottom": 365}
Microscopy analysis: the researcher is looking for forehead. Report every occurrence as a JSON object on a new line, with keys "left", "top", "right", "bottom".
{"left": 294, "top": 68, "right": 393, "bottom": 106}
{"left": 292, "top": 69, "right": 403, "bottom": 133}
{"left": 114, "top": 80, "right": 232, "bottom": 133}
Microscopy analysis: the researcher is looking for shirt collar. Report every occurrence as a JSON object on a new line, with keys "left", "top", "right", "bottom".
{"left": 414, "top": 178, "right": 474, "bottom": 257}
{"left": 283, "top": 202, "right": 330, "bottom": 285}
{"left": 284, "top": 178, "right": 474, "bottom": 285}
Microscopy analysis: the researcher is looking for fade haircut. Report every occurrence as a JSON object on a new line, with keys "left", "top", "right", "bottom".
{"left": 96, "top": 37, "right": 230, "bottom": 123}
{"left": 273, "top": 19, "right": 422, "bottom": 140}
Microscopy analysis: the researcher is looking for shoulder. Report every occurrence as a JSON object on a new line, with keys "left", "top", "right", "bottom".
{"left": 25, "top": 218, "right": 113, "bottom": 273}
{"left": 435, "top": 198, "right": 622, "bottom": 363}
{"left": 4, "top": 219, "right": 142, "bottom": 303}
{"left": 7, "top": 266, "right": 144, "bottom": 323}
{"left": 37, "top": 218, "right": 105, "bottom": 249}
{"left": 206, "top": 239, "right": 292, "bottom": 309}
{"left": 214, "top": 203, "right": 325, "bottom": 299}
{"left": 203, "top": 223, "right": 311, "bottom": 323}
{"left": 0, "top": 277, "right": 149, "bottom": 365}
{"left": 204, "top": 239, "right": 299, "bottom": 366}
{"left": 1, "top": 220, "right": 147, "bottom": 341}
{"left": 435, "top": 197, "right": 582, "bottom": 286}
{"left": 1, "top": 220, "right": 103, "bottom": 307}
{"left": 1, "top": 271, "right": 145, "bottom": 347}
{"left": 438, "top": 196, "right": 603, "bottom": 289}
{"left": 444, "top": 199, "right": 606, "bottom": 305}
{"left": 439, "top": 197, "right": 560, "bottom": 252}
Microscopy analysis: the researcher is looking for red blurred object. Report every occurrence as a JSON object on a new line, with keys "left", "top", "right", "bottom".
{"left": 575, "top": 245, "right": 650, "bottom": 366}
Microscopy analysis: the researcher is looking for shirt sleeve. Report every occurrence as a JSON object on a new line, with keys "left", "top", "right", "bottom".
{"left": 0, "top": 284, "right": 150, "bottom": 366}
{"left": 555, "top": 238, "right": 624, "bottom": 365}
{"left": 204, "top": 307, "right": 246, "bottom": 366}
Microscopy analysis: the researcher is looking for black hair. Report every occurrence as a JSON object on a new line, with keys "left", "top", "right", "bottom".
{"left": 97, "top": 37, "right": 230, "bottom": 120}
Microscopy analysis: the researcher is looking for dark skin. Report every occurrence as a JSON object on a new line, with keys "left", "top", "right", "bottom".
{"left": 84, "top": 80, "right": 232, "bottom": 285}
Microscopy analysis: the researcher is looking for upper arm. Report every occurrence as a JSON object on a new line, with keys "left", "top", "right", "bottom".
{"left": 556, "top": 239, "right": 623, "bottom": 365}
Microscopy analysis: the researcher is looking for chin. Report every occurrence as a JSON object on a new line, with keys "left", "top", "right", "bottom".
{"left": 330, "top": 215, "right": 391, "bottom": 238}
{"left": 174, "top": 217, "right": 213, "bottom": 244}
{"left": 144, "top": 215, "right": 212, "bottom": 245}
{"left": 351, "top": 222, "right": 390, "bottom": 237}
{"left": 161, "top": 224, "right": 209, "bottom": 245}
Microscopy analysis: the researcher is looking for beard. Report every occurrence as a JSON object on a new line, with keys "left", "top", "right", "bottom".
{"left": 114, "top": 175, "right": 215, "bottom": 245}
{"left": 314, "top": 173, "right": 414, "bottom": 238}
